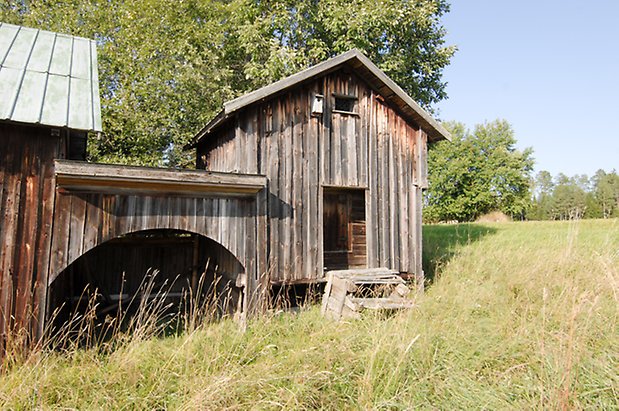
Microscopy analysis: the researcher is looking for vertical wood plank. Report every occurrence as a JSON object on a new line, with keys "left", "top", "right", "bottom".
{"left": 320, "top": 76, "right": 331, "bottom": 185}
{"left": 420, "top": 130, "right": 428, "bottom": 189}
{"left": 415, "top": 186, "right": 424, "bottom": 290}
{"left": 13, "top": 137, "right": 38, "bottom": 332}
{"left": 281, "top": 93, "right": 293, "bottom": 281}
{"left": 388, "top": 109, "right": 398, "bottom": 270}
{"left": 398, "top": 117, "right": 409, "bottom": 272}
{"left": 268, "top": 98, "right": 281, "bottom": 280}
{"left": 292, "top": 91, "right": 304, "bottom": 281}
{"left": 83, "top": 193, "right": 101, "bottom": 253}
{"left": 0, "top": 135, "right": 23, "bottom": 339}
{"left": 256, "top": 188, "right": 268, "bottom": 310}
{"left": 366, "top": 91, "right": 377, "bottom": 268}
{"left": 359, "top": 82, "right": 368, "bottom": 187}
{"left": 67, "top": 193, "right": 86, "bottom": 267}
{"left": 34, "top": 152, "right": 60, "bottom": 339}
{"left": 379, "top": 100, "right": 389, "bottom": 268}
{"left": 48, "top": 193, "right": 72, "bottom": 285}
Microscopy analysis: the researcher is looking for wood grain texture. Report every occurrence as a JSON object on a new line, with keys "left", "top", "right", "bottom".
{"left": 192, "top": 50, "right": 450, "bottom": 146}
{"left": 198, "top": 67, "right": 430, "bottom": 285}
{"left": 47, "top": 192, "right": 260, "bottom": 287}
{"left": 0, "top": 123, "right": 62, "bottom": 349}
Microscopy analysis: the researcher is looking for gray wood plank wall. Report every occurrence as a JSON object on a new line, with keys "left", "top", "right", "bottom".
{"left": 198, "top": 69, "right": 429, "bottom": 285}
{"left": 47, "top": 193, "right": 259, "bottom": 293}
{"left": 0, "top": 124, "right": 62, "bottom": 351}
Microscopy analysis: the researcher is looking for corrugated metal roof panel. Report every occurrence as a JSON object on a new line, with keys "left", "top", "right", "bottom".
{"left": 49, "top": 35, "right": 72, "bottom": 76}
{"left": 41, "top": 75, "right": 69, "bottom": 126}
{"left": 2, "top": 27, "right": 36, "bottom": 69}
{"left": 12, "top": 70, "right": 46, "bottom": 123}
{"left": 90, "top": 41, "right": 102, "bottom": 131}
{"left": 71, "top": 38, "right": 90, "bottom": 79}
{"left": 0, "top": 22, "right": 102, "bottom": 132}
{"left": 0, "top": 23, "right": 19, "bottom": 63}
{"left": 0, "top": 67, "right": 22, "bottom": 119}
{"left": 69, "top": 77, "right": 92, "bottom": 130}
{"left": 27, "top": 30, "right": 55, "bottom": 72}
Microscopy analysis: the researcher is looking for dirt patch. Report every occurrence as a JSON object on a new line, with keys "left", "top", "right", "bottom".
{"left": 476, "top": 211, "right": 511, "bottom": 223}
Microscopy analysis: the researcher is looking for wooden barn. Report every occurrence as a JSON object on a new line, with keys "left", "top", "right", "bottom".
{"left": 190, "top": 49, "right": 450, "bottom": 287}
{"left": 0, "top": 22, "right": 449, "bottom": 351}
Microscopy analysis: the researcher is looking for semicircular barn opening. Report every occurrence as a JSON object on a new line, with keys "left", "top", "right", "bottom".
{"left": 47, "top": 229, "right": 245, "bottom": 337}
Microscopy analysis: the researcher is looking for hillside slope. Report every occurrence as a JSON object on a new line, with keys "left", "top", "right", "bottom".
{"left": 1, "top": 220, "right": 617, "bottom": 409}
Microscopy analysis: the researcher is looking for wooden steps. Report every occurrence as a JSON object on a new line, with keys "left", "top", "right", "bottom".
{"left": 321, "top": 268, "right": 414, "bottom": 320}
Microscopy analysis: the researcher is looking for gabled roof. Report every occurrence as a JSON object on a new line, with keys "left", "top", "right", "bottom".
{"left": 190, "top": 49, "right": 450, "bottom": 147}
{"left": 0, "top": 22, "right": 102, "bottom": 132}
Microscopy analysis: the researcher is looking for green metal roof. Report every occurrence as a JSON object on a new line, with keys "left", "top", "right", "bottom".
{"left": 0, "top": 22, "right": 102, "bottom": 132}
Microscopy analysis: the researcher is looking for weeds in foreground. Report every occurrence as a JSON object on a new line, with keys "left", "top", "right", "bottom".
{"left": 0, "top": 219, "right": 617, "bottom": 409}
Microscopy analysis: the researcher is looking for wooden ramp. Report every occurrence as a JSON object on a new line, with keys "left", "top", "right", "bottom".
{"left": 321, "top": 268, "right": 414, "bottom": 320}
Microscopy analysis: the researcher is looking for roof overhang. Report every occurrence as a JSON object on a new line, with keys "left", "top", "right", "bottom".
{"left": 55, "top": 160, "right": 267, "bottom": 197}
{"left": 0, "top": 22, "right": 102, "bottom": 132}
{"left": 188, "top": 49, "right": 450, "bottom": 148}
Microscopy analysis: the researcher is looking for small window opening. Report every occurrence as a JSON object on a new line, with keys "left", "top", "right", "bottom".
{"left": 334, "top": 97, "right": 354, "bottom": 112}
{"left": 332, "top": 93, "right": 358, "bottom": 115}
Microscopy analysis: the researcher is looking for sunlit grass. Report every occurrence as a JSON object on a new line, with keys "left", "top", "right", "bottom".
{"left": 1, "top": 219, "right": 617, "bottom": 409}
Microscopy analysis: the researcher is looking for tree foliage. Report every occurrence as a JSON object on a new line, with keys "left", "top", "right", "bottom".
{"left": 1, "top": 0, "right": 455, "bottom": 166}
{"left": 424, "top": 120, "right": 534, "bottom": 222}
{"left": 529, "top": 169, "right": 619, "bottom": 220}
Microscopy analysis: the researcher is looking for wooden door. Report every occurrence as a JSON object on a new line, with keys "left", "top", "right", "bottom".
{"left": 323, "top": 189, "right": 366, "bottom": 270}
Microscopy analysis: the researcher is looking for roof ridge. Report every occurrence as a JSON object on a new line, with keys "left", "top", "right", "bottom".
{"left": 0, "top": 21, "right": 95, "bottom": 45}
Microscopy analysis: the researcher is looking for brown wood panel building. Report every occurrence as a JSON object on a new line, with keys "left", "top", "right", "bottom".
{"left": 1, "top": 124, "right": 268, "bottom": 350}
{"left": 1, "top": 28, "right": 449, "bottom": 353}
{"left": 192, "top": 50, "right": 450, "bottom": 287}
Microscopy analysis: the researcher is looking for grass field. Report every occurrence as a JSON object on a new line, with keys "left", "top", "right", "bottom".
{"left": 1, "top": 219, "right": 617, "bottom": 409}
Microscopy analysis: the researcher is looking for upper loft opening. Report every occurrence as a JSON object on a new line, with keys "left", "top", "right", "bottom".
{"left": 333, "top": 93, "right": 358, "bottom": 115}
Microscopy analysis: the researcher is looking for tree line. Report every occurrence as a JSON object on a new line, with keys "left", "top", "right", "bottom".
{"left": 424, "top": 121, "right": 619, "bottom": 222}
{"left": 3, "top": 2, "right": 615, "bottom": 222}
{"left": 528, "top": 170, "right": 619, "bottom": 220}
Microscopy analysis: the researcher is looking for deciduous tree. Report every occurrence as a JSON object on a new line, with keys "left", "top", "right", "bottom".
{"left": 528, "top": 169, "right": 618, "bottom": 220}
{"left": 1, "top": 0, "right": 455, "bottom": 165}
{"left": 424, "top": 120, "right": 534, "bottom": 222}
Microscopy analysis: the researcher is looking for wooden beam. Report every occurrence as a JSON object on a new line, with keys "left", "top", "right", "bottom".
{"left": 54, "top": 160, "right": 267, "bottom": 196}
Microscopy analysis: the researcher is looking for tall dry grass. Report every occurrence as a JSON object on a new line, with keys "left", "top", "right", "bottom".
{"left": 0, "top": 219, "right": 617, "bottom": 409}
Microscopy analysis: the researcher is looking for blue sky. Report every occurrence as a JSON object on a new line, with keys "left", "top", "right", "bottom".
{"left": 436, "top": 1, "right": 618, "bottom": 177}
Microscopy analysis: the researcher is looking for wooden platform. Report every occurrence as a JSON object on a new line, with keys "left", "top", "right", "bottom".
{"left": 321, "top": 268, "right": 414, "bottom": 320}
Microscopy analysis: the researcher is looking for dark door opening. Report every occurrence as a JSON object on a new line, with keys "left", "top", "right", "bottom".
{"left": 47, "top": 230, "right": 244, "bottom": 342}
{"left": 323, "top": 188, "right": 367, "bottom": 271}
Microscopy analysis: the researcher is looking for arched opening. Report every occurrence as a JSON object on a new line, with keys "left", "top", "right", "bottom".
{"left": 47, "top": 229, "right": 245, "bottom": 341}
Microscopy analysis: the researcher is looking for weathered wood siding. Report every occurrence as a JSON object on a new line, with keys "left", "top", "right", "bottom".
{"left": 197, "top": 68, "right": 429, "bottom": 284}
{"left": 2, "top": 125, "right": 268, "bottom": 350}
{"left": 0, "top": 124, "right": 63, "bottom": 348}
{"left": 47, "top": 192, "right": 259, "bottom": 291}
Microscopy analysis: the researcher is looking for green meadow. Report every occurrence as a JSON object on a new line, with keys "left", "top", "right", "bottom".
{"left": 1, "top": 219, "right": 617, "bottom": 409}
